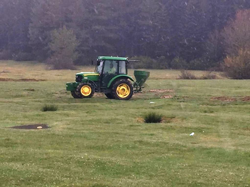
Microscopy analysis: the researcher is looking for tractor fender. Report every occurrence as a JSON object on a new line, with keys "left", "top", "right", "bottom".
{"left": 107, "top": 75, "right": 134, "bottom": 88}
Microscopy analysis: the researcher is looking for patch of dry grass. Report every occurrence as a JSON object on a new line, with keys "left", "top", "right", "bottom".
{"left": 0, "top": 60, "right": 95, "bottom": 81}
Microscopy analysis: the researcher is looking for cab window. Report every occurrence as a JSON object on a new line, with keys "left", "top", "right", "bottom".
{"left": 119, "top": 61, "right": 126, "bottom": 74}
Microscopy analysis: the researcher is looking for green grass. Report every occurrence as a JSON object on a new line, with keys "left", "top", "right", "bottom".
{"left": 0, "top": 61, "right": 250, "bottom": 186}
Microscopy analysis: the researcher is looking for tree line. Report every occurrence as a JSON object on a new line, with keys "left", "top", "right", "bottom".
{"left": 0, "top": 0, "right": 249, "bottom": 70}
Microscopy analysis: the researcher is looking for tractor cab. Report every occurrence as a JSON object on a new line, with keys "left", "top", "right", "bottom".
{"left": 96, "top": 56, "right": 128, "bottom": 88}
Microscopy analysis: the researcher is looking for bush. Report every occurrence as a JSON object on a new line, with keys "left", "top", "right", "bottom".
{"left": 170, "top": 57, "right": 188, "bottom": 69}
{"left": 13, "top": 52, "right": 34, "bottom": 61}
{"left": 200, "top": 71, "right": 217, "bottom": 79}
{"left": 129, "top": 56, "right": 171, "bottom": 69}
{"left": 42, "top": 104, "right": 58, "bottom": 112}
{"left": 178, "top": 70, "right": 197, "bottom": 79}
{"left": 144, "top": 112, "right": 163, "bottom": 123}
{"left": 223, "top": 49, "right": 250, "bottom": 79}
{"left": 129, "top": 56, "right": 156, "bottom": 69}
{"left": 189, "top": 58, "right": 211, "bottom": 70}
{"left": 155, "top": 56, "right": 170, "bottom": 69}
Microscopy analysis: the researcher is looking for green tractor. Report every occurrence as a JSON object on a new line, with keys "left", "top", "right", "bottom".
{"left": 66, "top": 56, "right": 150, "bottom": 100}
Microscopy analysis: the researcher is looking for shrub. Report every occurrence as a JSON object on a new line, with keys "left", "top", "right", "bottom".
{"left": 129, "top": 56, "right": 171, "bottom": 69}
{"left": 144, "top": 112, "right": 163, "bottom": 123}
{"left": 170, "top": 57, "right": 188, "bottom": 69}
{"left": 178, "top": 70, "right": 197, "bottom": 79}
{"left": 200, "top": 71, "right": 217, "bottom": 79}
{"left": 13, "top": 52, "right": 34, "bottom": 61}
{"left": 42, "top": 104, "right": 58, "bottom": 112}
{"left": 223, "top": 49, "right": 250, "bottom": 79}
{"left": 156, "top": 56, "right": 170, "bottom": 69}
{"left": 189, "top": 58, "right": 211, "bottom": 70}
{"left": 129, "top": 56, "right": 156, "bottom": 69}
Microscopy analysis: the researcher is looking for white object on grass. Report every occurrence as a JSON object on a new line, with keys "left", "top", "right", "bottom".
{"left": 190, "top": 132, "right": 195, "bottom": 136}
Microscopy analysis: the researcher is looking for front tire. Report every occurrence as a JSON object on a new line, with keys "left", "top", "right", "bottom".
{"left": 112, "top": 79, "right": 133, "bottom": 100}
{"left": 71, "top": 91, "right": 83, "bottom": 98}
{"left": 76, "top": 83, "right": 95, "bottom": 98}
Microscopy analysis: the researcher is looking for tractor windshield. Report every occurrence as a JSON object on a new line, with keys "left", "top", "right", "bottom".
{"left": 103, "top": 60, "right": 118, "bottom": 74}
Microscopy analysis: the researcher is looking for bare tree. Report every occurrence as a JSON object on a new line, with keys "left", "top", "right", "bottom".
{"left": 47, "top": 26, "right": 79, "bottom": 69}
{"left": 222, "top": 9, "right": 250, "bottom": 79}
{"left": 222, "top": 9, "right": 250, "bottom": 55}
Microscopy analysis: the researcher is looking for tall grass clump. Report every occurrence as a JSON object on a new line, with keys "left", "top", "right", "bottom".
{"left": 201, "top": 71, "right": 218, "bottom": 79}
{"left": 144, "top": 112, "right": 163, "bottom": 123}
{"left": 42, "top": 104, "right": 58, "bottom": 112}
{"left": 178, "top": 70, "right": 197, "bottom": 79}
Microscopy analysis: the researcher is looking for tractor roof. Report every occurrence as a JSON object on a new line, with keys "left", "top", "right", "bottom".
{"left": 98, "top": 56, "right": 128, "bottom": 61}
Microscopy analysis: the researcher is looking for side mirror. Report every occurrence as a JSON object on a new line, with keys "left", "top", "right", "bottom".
{"left": 97, "top": 60, "right": 100, "bottom": 66}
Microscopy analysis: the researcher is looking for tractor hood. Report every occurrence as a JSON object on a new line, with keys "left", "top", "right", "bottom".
{"left": 76, "top": 72, "right": 100, "bottom": 82}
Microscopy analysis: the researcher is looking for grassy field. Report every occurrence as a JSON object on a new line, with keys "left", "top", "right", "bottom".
{"left": 0, "top": 61, "right": 249, "bottom": 187}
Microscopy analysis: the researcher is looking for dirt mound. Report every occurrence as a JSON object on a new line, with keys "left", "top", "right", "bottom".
{"left": 11, "top": 124, "right": 49, "bottom": 130}
{"left": 0, "top": 78, "right": 46, "bottom": 82}
{"left": 210, "top": 96, "right": 236, "bottom": 102}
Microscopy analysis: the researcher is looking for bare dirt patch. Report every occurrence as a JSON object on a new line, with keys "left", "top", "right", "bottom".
{"left": 241, "top": 96, "right": 250, "bottom": 102}
{"left": 242, "top": 127, "right": 250, "bottom": 131}
{"left": 136, "top": 117, "right": 145, "bottom": 123}
{"left": 210, "top": 96, "right": 236, "bottom": 102}
{"left": 161, "top": 95, "right": 174, "bottom": 99}
{"left": 94, "top": 93, "right": 104, "bottom": 98}
{"left": 0, "top": 78, "right": 46, "bottom": 82}
{"left": 149, "top": 89, "right": 175, "bottom": 99}
{"left": 136, "top": 117, "right": 177, "bottom": 123}
{"left": 150, "top": 89, "right": 174, "bottom": 93}
{"left": 132, "top": 93, "right": 144, "bottom": 98}
{"left": 24, "top": 89, "right": 35, "bottom": 91}
{"left": 11, "top": 124, "right": 49, "bottom": 130}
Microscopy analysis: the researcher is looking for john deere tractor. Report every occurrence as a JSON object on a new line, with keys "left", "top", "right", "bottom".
{"left": 66, "top": 56, "right": 150, "bottom": 100}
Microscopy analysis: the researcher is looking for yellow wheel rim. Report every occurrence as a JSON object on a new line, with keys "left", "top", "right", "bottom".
{"left": 116, "top": 83, "right": 130, "bottom": 98}
{"left": 80, "top": 85, "right": 92, "bottom": 96}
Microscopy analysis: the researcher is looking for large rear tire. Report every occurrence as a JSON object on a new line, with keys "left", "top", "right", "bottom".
{"left": 112, "top": 79, "right": 133, "bottom": 100}
{"left": 76, "top": 83, "right": 95, "bottom": 98}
